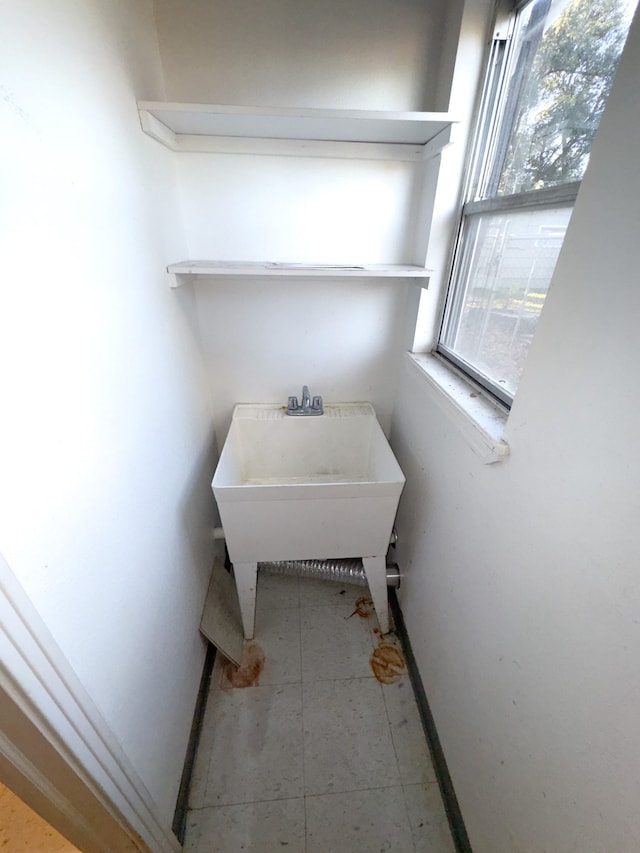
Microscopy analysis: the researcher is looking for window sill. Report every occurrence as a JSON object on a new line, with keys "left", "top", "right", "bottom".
{"left": 406, "top": 353, "right": 510, "bottom": 464}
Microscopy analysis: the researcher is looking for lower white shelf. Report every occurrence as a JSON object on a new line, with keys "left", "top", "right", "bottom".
{"left": 167, "top": 260, "right": 432, "bottom": 286}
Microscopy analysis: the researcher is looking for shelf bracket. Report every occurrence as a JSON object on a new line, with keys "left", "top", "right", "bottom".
{"left": 139, "top": 110, "right": 178, "bottom": 151}
{"left": 421, "top": 124, "right": 455, "bottom": 160}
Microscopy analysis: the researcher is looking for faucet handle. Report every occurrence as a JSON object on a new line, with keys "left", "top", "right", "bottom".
{"left": 286, "top": 390, "right": 323, "bottom": 415}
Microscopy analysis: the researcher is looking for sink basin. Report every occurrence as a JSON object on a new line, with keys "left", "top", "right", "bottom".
{"left": 212, "top": 403, "right": 405, "bottom": 637}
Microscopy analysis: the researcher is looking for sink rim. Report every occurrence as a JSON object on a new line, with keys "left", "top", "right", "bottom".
{"left": 212, "top": 401, "right": 405, "bottom": 497}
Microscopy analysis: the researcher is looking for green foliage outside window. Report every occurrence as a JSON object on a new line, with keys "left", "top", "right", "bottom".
{"left": 499, "top": 0, "right": 630, "bottom": 194}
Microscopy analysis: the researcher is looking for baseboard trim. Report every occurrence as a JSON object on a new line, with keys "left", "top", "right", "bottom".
{"left": 172, "top": 642, "right": 216, "bottom": 843}
{"left": 389, "top": 589, "right": 473, "bottom": 853}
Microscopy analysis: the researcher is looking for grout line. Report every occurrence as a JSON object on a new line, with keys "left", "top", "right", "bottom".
{"left": 372, "top": 670, "right": 410, "bottom": 839}
{"left": 302, "top": 674, "right": 377, "bottom": 685}
{"left": 304, "top": 780, "right": 405, "bottom": 800}
{"left": 379, "top": 678, "right": 405, "bottom": 784}
{"left": 304, "top": 673, "right": 377, "bottom": 683}
{"left": 188, "top": 794, "right": 305, "bottom": 811}
{"left": 192, "top": 576, "right": 425, "bottom": 849}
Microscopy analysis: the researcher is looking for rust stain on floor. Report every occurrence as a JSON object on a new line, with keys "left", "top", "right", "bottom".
{"left": 370, "top": 638, "right": 406, "bottom": 684}
{"left": 350, "top": 596, "right": 375, "bottom": 619}
{"left": 223, "top": 641, "right": 265, "bottom": 688}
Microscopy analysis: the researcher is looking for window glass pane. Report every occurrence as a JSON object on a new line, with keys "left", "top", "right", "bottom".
{"left": 441, "top": 207, "right": 572, "bottom": 398}
{"left": 438, "top": 0, "right": 636, "bottom": 405}
{"left": 494, "top": 0, "right": 633, "bottom": 196}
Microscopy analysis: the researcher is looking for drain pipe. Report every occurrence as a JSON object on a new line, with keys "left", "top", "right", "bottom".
{"left": 260, "top": 559, "right": 401, "bottom": 589}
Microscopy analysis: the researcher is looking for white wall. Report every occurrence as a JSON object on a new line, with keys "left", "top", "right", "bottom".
{"left": 0, "top": 0, "right": 216, "bottom": 825}
{"left": 152, "top": 0, "right": 447, "bottom": 111}
{"left": 193, "top": 276, "right": 415, "bottom": 441}
{"left": 175, "top": 150, "right": 421, "bottom": 438}
{"left": 391, "top": 9, "right": 640, "bottom": 852}
{"left": 152, "top": 0, "right": 452, "bottom": 444}
{"left": 178, "top": 154, "right": 418, "bottom": 266}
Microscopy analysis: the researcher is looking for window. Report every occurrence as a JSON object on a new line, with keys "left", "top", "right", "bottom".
{"left": 439, "top": 0, "right": 635, "bottom": 406}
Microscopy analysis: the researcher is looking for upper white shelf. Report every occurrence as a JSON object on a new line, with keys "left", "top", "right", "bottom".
{"left": 138, "top": 101, "right": 456, "bottom": 161}
{"left": 167, "top": 261, "right": 432, "bottom": 287}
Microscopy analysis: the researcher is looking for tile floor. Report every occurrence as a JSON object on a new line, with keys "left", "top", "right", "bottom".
{"left": 184, "top": 571, "right": 456, "bottom": 852}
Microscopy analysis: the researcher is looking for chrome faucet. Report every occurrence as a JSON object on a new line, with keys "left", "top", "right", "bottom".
{"left": 286, "top": 385, "right": 324, "bottom": 416}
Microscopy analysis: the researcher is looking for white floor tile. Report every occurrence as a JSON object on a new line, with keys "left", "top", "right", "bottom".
{"left": 207, "top": 650, "right": 226, "bottom": 694}
{"left": 188, "top": 721, "right": 215, "bottom": 810}
{"left": 203, "top": 683, "right": 304, "bottom": 806}
{"left": 188, "top": 664, "right": 227, "bottom": 809}
{"left": 382, "top": 678, "right": 438, "bottom": 786}
{"left": 298, "top": 576, "right": 366, "bottom": 607}
{"left": 305, "top": 786, "right": 415, "bottom": 853}
{"left": 182, "top": 810, "right": 202, "bottom": 853}
{"left": 188, "top": 572, "right": 456, "bottom": 853}
{"left": 187, "top": 798, "right": 305, "bottom": 852}
{"left": 256, "top": 571, "right": 300, "bottom": 611}
{"left": 403, "top": 783, "right": 457, "bottom": 853}
{"left": 303, "top": 678, "right": 401, "bottom": 796}
{"left": 221, "top": 607, "right": 301, "bottom": 687}
{"left": 301, "top": 602, "right": 376, "bottom": 682}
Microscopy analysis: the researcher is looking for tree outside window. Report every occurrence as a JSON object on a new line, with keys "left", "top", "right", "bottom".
{"left": 439, "top": 0, "right": 636, "bottom": 405}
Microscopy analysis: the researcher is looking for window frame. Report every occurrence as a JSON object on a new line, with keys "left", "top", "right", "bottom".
{"left": 436, "top": 0, "right": 585, "bottom": 408}
{"left": 439, "top": 190, "right": 578, "bottom": 408}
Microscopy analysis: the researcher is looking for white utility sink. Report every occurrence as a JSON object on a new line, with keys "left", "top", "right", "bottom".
{"left": 212, "top": 403, "right": 405, "bottom": 637}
